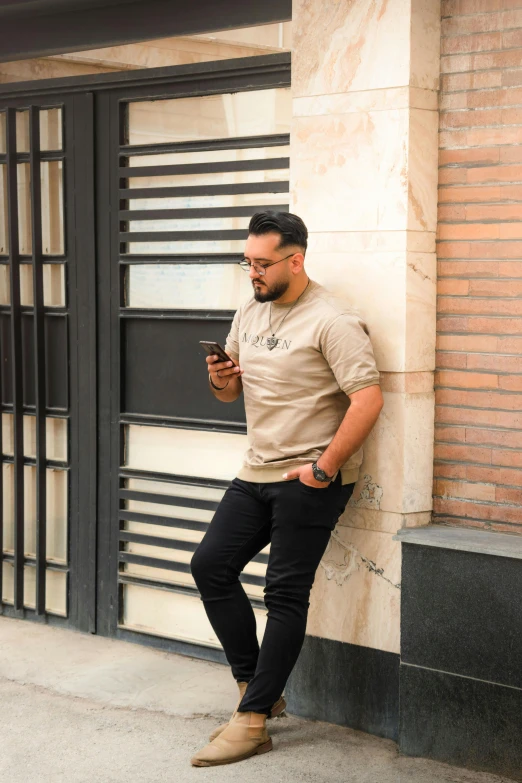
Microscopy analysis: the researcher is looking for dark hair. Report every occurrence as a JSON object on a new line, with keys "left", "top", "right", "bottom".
{"left": 248, "top": 211, "right": 308, "bottom": 253}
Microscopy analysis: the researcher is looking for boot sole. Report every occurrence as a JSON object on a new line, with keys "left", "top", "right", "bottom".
{"left": 191, "top": 738, "right": 273, "bottom": 767}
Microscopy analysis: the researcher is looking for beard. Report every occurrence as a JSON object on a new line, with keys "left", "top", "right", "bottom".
{"left": 252, "top": 278, "right": 290, "bottom": 303}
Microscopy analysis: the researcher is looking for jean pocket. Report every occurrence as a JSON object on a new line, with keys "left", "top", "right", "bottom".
{"left": 298, "top": 479, "right": 332, "bottom": 495}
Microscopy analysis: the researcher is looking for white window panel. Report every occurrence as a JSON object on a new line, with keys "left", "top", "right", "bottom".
{"left": 128, "top": 146, "right": 290, "bottom": 168}
{"left": 125, "top": 425, "right": 246, "bottom": 481}
{"left": 128, "top": 239, "right": 247, "bottom": 254}
{"left": 128, "top": 88, "right": 291, "bottom": 146}
{"left": 2, "top": 464, "right": 68, "bottom": 563}
{"left": 15, "top": 109, "right": 63, "bottom": 154}
{"left": 128, "top": 168, "right": 288, "bottom": 190}
{"left": 127, "top": 477, "right": 225, "bottom": 503}
{"left": 121, "top": 584, "right": 266, "bottom": 648}
{"left": 2, "top": 562, "right": 67, "bottom": 616}
{"left": 126, "top": 263, "right": 252, "bottom": 310}
{"left": 128, "top": 192, "right": 289, "bottom": 210}
{"left": 0, "top": 164, "right": 7, "bottom": 255}
{"left": 3, "top": 414, "right": 68, "bottom": 461}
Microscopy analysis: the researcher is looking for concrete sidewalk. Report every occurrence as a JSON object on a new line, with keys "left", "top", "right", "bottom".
{"left": 0, "top": 617, "right": 511, "bottom": 783}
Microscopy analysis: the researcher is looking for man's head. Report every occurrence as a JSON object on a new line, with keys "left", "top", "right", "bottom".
{"left": 244, "top": 211, "right": 308, "bottom": 303}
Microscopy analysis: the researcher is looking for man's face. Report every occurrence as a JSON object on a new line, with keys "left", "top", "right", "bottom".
{"left": 243, "top": 232, "right": 293, "bottom": 303}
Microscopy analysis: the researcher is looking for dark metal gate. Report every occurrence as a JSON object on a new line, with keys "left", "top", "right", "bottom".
{"left": 0, "top": 53, "right": 290, "bottom": 656}
{"left": 0, "top": 93, "right": 97, "bottom": 631}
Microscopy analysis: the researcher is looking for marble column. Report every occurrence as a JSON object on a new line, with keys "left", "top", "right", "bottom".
{"left": 290, "top": 0, "right": 441, "bottom": 655}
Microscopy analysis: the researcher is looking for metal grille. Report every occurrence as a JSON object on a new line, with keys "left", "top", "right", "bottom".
{"left": 0, "top": 106, "right": 69, "bottom": 617}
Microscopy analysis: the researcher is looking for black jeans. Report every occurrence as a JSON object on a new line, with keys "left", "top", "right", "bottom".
{"left": 190, "top": 474, "right": 355, "bottom": 715}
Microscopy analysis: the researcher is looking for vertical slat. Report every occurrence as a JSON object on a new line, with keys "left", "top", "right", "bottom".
{"left": 6, "top": 108, "right": 24, "bottom": 613}
{"left": 29, "top": 105, "right": 46, "bottom": 616}
{"left": 95, "top": 91, "right": 115, "bottom": 636}
{"left": 70, "top": 93, "right": 97, "bottom": 632}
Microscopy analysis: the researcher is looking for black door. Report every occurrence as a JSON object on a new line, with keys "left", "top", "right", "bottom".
{"left": 95, "top": 55, "right": 291, "bottom": 657}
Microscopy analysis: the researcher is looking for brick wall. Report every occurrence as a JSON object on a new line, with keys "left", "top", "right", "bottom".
{"left": 434, "top": 0, "right": 522, "bottom": 533}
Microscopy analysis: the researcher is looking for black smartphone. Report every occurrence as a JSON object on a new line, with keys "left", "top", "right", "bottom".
{"left": 199, "top": 341, "right": 237, "bottom": 366}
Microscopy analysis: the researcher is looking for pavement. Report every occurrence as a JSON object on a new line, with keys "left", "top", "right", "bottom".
{"left": 0, "top": 616, "right": 512, "bottom": 783}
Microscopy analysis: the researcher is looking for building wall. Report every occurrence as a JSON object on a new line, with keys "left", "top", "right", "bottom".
{"left": 434, "top": 0, "right": 522, "bottom": 533}
{"left": 286, "top": 0, "right": 441, "bottom": 740}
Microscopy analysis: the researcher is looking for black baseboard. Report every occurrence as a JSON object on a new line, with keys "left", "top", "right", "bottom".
{"left": 285, "top": 634, "right": 399, "bottom": 741}
{"left": 400, "top": 663, "right": 522, "bottom": 782}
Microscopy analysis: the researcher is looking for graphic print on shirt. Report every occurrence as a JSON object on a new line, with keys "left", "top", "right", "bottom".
{"left": 242, "top": 333, "right": 292, "bottom": 350}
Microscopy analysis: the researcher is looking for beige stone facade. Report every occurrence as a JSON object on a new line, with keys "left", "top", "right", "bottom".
{"left": 291, "top": 0, "right": 441, "bottom": 655}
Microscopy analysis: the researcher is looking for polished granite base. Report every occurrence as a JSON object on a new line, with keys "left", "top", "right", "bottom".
{"left": 396, "top": 527, "right": 522, "bottom": 782}
{"left": 286, "top": 634, "right": 399, "bottom": 741}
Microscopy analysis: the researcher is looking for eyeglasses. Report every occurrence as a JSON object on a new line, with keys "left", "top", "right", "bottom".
{"left": 238, "top": 253, "right": 296, "bottom": 276}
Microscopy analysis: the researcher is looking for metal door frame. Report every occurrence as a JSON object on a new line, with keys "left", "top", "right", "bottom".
{"left": 0, "top": 53, "right": 290, "bottom": 652}
{"left": 0, "top": 90, "right": 97, "bottom": 631}
{"left": 95, "top": 54, "right": 291, "bottom": 659}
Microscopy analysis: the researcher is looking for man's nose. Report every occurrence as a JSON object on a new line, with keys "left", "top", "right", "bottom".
{"left": 249, "top": 266, "right": 261, "bottom": 280}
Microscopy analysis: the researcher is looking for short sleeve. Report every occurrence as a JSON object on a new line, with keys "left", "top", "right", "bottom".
{"left": 321, "top": 313, "right": 380, "bottom": 395}
{"left": 225, "top": 307, "right": 241, "bottom": 362}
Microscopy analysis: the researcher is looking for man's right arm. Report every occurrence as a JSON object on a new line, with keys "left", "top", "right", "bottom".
{"left": 206, "top": 355, "right": 243, "bottom": 403}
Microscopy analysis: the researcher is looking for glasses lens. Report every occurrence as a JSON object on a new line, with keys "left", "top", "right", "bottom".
{"left": 239, "top": 260, "right": 250, "bottom": 272}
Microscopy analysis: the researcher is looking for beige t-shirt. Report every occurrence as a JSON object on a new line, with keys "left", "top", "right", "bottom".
{"left": 225, "top": 280, "right": 380, "bottom": 484}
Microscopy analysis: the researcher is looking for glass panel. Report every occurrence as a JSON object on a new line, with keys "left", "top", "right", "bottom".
{"left": 129, "top": 145, "right": 290, "bottom": 168}
{"left": 125, "top": 424, "right": 246, "bottom": 480}
{"left": 17, "top": 163, "right": 31, "bottom": 255}
{"left": 122, "top": 584, "right": 267, "bottom": 646}
{"left": 16, "top": 110, "right": 29, "bottom": 153}
{"left": 41, "top": 161, "right": 64, "bottom": 255}
{"left": 40, "top": 108, "right": 63, "bottom": 152}
{"left": 128, "top": 169, "right": 287, "bottom": 190}
{"left": 128, "top": 215, "right": 251, "bottom": 232}
{"left": 0, "top": 164, "right": 8, "bottom": 254}
{"left": 23, "top": 466, "right": 68, "bottom": 562}
{"left": 20, "top": 263, "right": 66, "bottom": 307}
{"left": 128, "top": 239, "right": 246, "bottom": 255}
{"left": 23, "top": 415, "right": 68, "bottom": 461}
{"left": 0, "top": 265, "right": 9, "bottom": 304}
{"left": 2, "top": 463, "right": 14, "bottom": 552}
{"left": 128, "top": 88, "right": 291, "bottom": 146}
{"left": 0, "top": 112, "right": 5, "bottom": 154}
{"left": 126, "top": 476, "right": 225, "bottom": 507}
{"left": 10, "top": 110, "right": 63, "bottom": 152}
{"left": 2, "top": 464, "right": 67, "bottom": 562}
{"left": 4, "top": 414, "right": 68, "bottom": 460}
{"left": 2, "top": 413, "right": 14, "bottom": 455}
{"left": 126, "top": 263, "right": 253, "bottom": 309}
{"left": 1, "top": 563, "right": 67, "bottom": 616}
{"left": 127, "top": 191, "right": 289, "bottom": 211}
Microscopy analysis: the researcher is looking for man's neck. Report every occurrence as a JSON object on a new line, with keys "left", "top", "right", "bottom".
{"left": 274, "top": 275, "right": 310, "bottom": 304}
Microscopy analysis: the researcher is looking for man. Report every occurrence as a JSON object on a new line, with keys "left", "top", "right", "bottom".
{"left": 190, "top": 211, "right": 383, "bottom": 767}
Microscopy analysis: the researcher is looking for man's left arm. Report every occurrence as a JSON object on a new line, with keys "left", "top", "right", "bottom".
{"left": 283, "top": 384, "right": 383, "bottom": 485}
{"left": 283, "top": 311, "right": 383, "bottom": 486}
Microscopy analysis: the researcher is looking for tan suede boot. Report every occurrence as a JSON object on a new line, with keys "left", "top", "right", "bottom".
{"left": 209, "top": 682, "right": 286, "bottom": 742}
{"left": 191, "top": 711, "right": 272, "bottom": 767}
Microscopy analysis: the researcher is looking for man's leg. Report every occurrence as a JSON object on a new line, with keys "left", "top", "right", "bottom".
{"left": 238, "top": 479, "right": 355, "bottom": 714}
{"left": 190, "top": 479, "right": 271, "bottom": 683}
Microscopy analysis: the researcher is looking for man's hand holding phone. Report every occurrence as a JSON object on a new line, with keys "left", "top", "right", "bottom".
{"left": 206, "top": 353, "right": 243, "bottom": 388}
{"left": 200, "top": 341, "right": 244, "bottom": 402}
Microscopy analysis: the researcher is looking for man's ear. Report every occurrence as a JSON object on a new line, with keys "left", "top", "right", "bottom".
{"left": 291, "top": 252, "right": 305, "bottom": 274}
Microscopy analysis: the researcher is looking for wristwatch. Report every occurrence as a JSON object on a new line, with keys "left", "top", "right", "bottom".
{"left": 312, "top": 462, "right": 335, "bottom": 483}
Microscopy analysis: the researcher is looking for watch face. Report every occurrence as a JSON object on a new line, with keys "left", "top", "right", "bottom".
{"left": 313, "top": 464, "right": 328, "bottom": 481}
